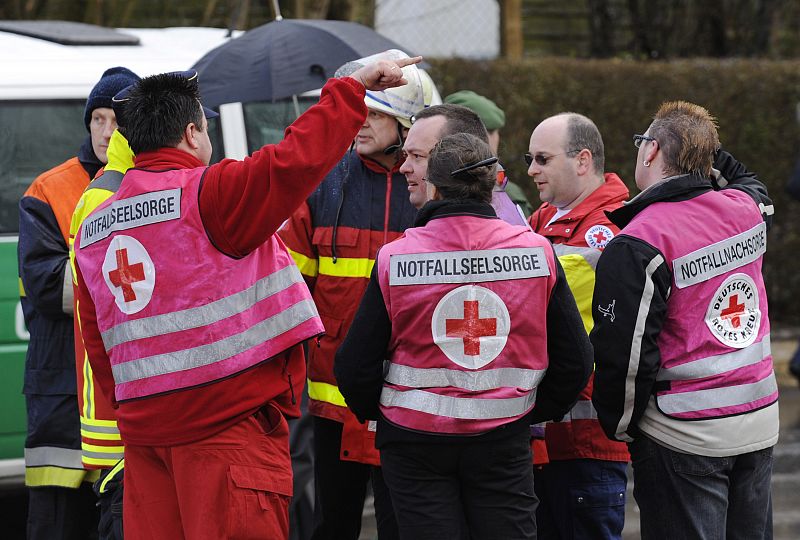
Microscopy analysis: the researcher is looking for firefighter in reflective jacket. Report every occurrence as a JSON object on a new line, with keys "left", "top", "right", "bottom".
{"left": 335, "top": 133, "right": 592, "bottom": 540}
{"left": 591, "top": 101, "right": 776, "bottom": 539}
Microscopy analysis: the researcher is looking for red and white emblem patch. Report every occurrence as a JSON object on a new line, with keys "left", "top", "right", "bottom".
{"left": 431, "top": 285, "right": 510, "bottom": 369}
{"left": 102, "top": 235, "right": 156, "bottom": 315}
{"left": 705, "top": 273, "right": 761, "bottom": 349}
{"left": 585, "top": 224, "right": 614, "bottom": 249}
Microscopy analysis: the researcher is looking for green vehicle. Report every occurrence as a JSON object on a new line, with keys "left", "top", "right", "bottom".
{"left": 0, "top": 20, "right": 236, "bottom": 487}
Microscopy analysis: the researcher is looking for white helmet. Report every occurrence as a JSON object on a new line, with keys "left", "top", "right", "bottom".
{"left": 335, "top": 49, "right": 426, "bottom": 128}
{"left": 419, "top": 69, "right": 442, "bottom": 108}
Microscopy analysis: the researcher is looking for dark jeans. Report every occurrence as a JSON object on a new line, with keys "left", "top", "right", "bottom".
{"left": 380, "top": 428, "right": 537, "bottom": 540}
{"left": 311, "top": 416, "right": 398, "bottom": 540}
{"left": 629, "top": 436, "right": 773, "bottom": 540}
{"left": 534, "top": 459, "right": 627, "bottom": 539}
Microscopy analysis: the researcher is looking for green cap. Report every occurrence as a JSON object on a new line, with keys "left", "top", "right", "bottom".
{"left": 444, "top": 90, "right": 506, "bottom": 130}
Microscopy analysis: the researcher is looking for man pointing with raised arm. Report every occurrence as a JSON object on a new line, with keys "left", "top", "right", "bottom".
{"left": 73, "top": 57, "right": 419, "bottom": 540}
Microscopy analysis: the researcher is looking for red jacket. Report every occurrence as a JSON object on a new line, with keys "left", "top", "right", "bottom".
{"left": 529, "top": 172, "right": 630, "bottom": 462}
{"left": 75, "top": 77, "right": 367, "bottom": 447}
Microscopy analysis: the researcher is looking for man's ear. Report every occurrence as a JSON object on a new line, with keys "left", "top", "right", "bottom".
{"left": 184, "top": 123, "right": 200, "bottom": 150}
{"left": 575, "top": 149, "right": 593, "bottom": 175}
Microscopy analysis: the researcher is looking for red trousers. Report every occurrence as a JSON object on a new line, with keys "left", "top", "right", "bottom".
{"left": 123, "top": 403, "right": 293, "bottom": 539}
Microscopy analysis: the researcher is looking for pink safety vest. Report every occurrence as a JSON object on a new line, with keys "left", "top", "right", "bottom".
{"left": 75, "top": 166, "right": 324, "bottom": 402}
{"left": 625, "top": 188, "right": 776, "bottom": 420}
{"left": 376, "top": 214, "right": 557, "bottom": 435}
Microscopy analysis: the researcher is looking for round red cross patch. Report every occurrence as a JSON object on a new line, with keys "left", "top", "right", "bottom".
{"left": 431, "top": 285, "right": 510, "bottom": 369}
{"left": 101, "top": 235, "right": 156, "bottom": 315}
{"left": 705, "top": 273, "right": 761, "bottom": 349}
{"left": 585, "top": 224, "right": 614, "bottom": 249}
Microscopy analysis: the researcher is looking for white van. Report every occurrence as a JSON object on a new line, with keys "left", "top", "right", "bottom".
{"left": 0, "top": 20, "right": 240, "bottom": 487}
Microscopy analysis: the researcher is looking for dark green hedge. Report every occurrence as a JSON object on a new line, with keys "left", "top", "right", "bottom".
{"left": 429, "top": 58, "right": 800, "bottom": 327}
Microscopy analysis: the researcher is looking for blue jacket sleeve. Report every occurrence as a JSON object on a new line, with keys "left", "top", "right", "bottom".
{"left": 18, "top": 195, "right": 72, "bottom": 320}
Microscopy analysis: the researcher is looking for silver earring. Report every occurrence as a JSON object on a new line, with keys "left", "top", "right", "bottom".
{"left": 643, "top": 160, "right": 650, "bottom": 167}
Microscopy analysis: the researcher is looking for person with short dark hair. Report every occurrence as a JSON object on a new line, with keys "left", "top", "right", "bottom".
{"left": 591, "top": 101, "right": 776, "bottom": 539}
{"left": 73, "top": 58, "right": 419, "bottom": 540}
{"left": 335, "top": 132, "right": 592, "bottom": 540}
{"left": 400, "top": 103, "right": 524, "bottom": 225}
{"left": 19, "top": 65, "right": 138, "bottom": 540}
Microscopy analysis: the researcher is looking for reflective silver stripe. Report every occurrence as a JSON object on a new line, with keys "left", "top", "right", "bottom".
{"left": 385, "top": 363, "right": 546, "bottom": 391}
{"left": 82, "top": 449, "right": 124, "bottom": 460}
{"left": 552, "top": 244, "right": 601, "bottom": 270}
{"left": 657, "top": 335, "right": 771, "bottom": 381}
{"left": 87, "top": 170, "right": 124, "bottom": 192}
{"left": 112, "top": 298, "right": 318, "bottom": 384}
{"left": 564, "top": 400, "right": 598, "bottom": 421}
{"left": 62, "top": 263, "right": 74, "bottom": 315}
{"left": 616, "top": 254, "right": 665, "bottom": 443}
{"left": 380, "top": 386, "right": 537, "bottom": 420}
{"left": 657, "top": 373, "right": 778, "bottom": 415}
{"left": 24, "top": 447, "right": 83, "bottom": 469}
{"left": 672, "top": 221, "right": 766, "bottom": 289}
{"left": 102, "top": 265, "right": 304, "bottom": 350}
{"left": 389, "top": 247, "right": 550, "bottom": 286}
{"left": 80, "top": 421, "right": 120, "bottom": 435}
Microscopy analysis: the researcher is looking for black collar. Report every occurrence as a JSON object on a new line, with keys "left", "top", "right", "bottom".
{"left": 608, "top": 173, "right": 713, "bottom": 228}
{"left": 414, "top": 199, "right": 498, "bottom": 227}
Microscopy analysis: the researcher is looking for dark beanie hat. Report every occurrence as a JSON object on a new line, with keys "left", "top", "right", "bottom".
{"left": 444, "top": 90, "right": 506, "bottom": 131}
{"left": 84, "top": 67, "right": 140, "bottom": 131}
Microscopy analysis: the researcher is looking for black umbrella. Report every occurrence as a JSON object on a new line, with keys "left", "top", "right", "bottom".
{"left": 192, "top": 18, "right": 421, "bottom": 108}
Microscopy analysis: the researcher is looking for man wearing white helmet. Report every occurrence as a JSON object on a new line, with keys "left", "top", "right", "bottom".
{"left": 279, "top": 52, "right": 438, "bottom": 540}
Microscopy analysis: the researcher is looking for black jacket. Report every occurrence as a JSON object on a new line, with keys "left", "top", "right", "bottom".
{"left": 590, "top": 150, "right": 773, "bottom": 441}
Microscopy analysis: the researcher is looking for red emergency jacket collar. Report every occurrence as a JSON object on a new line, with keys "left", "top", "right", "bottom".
{"left": 134, "top": 148, "right": 205, "bottom": 171}
{"left": 359, "top": 151, "right": 402, "bottom": 174}
{"left": 531, "top": 173, "right": 628, "bottom": 232}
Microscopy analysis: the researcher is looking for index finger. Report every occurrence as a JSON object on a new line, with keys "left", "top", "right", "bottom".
{"left": 395, "top": 56, "right": 423, "bottom": 68}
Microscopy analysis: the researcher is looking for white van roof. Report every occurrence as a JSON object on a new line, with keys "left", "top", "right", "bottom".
{"left": 0, "top": 22, "right": 240, "bottom": 99}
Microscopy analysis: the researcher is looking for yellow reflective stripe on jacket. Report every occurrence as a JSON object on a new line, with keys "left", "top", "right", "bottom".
{"left": 70, "top": 186, "right": 116, "bottom": 282}
{"left": 80, "top": 417, "right": 121, "bottom": 442}
{"left": 81, "top": 442, "right": 124, "bottom": 462}
{"left": 99, "top": 459, "right": 125, "bottom": 494}
{"left": 555, "top": 253, "right": 596, "bottom": 335}
{"left": 288, "top": 248, "right": 319, "bottom": 278}
{"left": 307, "top": 379, "right": 348, "bottom": 408}
{"left": 25, "top": 466, "right": 99, "bottom": 488}
{"left": 318, "top": 256, "right": 375, "bottom": 279}
{"left": 19, "top": 277, "right": 25, "bottom": 297}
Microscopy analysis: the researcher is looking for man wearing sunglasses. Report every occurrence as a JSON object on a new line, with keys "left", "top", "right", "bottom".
{"left": 526, "top": 113, "right": 631, "bottom": 540}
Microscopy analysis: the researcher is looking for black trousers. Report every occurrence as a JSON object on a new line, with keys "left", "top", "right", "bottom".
{"left": 380, "top": 427, "right": 537, "bottom": 540}
{"left": 27, "top": 483, "right": 100, "bottom": 540}
{"left": 311, "top": 416, "right": 398, "bottom": 540}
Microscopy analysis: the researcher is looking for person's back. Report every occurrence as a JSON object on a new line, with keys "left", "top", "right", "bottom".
{"left": 73, "top": 60, "right": 418, "bottom": 539}
{"left": 591, "top": 101, "right": 775, "bottom": 540}
{"left": 336, "top": 133, "right": 592, "bottom": 540}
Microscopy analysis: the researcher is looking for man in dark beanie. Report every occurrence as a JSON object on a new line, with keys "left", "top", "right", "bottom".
{"left": 18, "top": 65, "right": 139, "bottom": 540}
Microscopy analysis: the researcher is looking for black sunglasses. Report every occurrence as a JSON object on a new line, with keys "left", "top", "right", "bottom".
{"left": 524, "top": 149, "right": 581, "bottom": 167}
{"left": 633, "top": 134, "right": 656, "bottom": 149}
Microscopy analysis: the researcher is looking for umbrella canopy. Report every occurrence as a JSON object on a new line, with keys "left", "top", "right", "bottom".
{"left": 192, "top": 18, "right": 421, "bottom": 107}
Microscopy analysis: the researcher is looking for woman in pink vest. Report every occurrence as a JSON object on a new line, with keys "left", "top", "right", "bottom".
{"left": 591, "top": 101, "right": 776, "bottom": 540}
{"left": 335, "top": 133, "right": 592, "bottom": 540}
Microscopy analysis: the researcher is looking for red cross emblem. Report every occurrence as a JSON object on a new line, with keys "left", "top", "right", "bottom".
{"left": 107, "top": 248, "right": 145, "bottom": 302}
{"left": 592, "top": 230, "right": 608, "bottom": 243}
{"left": 720, "top": 294, "right": 745, "bottom": 328}
{"left": 445, "top": 300, "right": 497, "bottom": 356}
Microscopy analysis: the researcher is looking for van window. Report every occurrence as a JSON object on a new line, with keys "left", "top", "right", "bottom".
{"left": 0, "top": 101, "right": 86, "bottom": 234}
{"left": 243, "top": 98, "right": 317, "bottom": 153}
